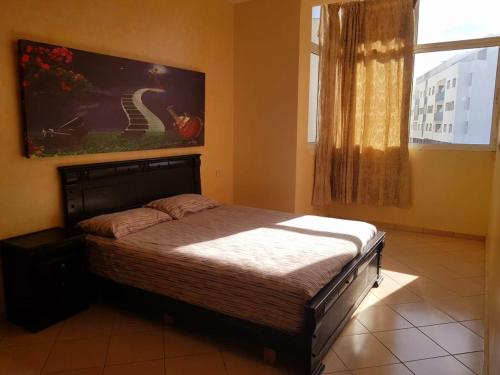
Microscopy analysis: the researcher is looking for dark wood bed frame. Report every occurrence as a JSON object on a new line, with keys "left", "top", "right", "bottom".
{"left": 58, "top": 153, "right": 385, "bottom": 375}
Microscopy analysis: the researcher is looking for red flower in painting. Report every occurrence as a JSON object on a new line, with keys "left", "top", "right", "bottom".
{"left": 60, "top": 80, "right": 72, "bottom": 92}
{"left": 49, "top": 47, "right": 73, "bottom": 64}
{"left": 21, "top": 54, "right": 30, "bottom": 64}
{"left": 21, "top": 42, "right": 88, "bottom": 95}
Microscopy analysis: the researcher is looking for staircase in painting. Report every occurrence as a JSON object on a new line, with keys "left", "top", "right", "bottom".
{"left": 121, "top": 88, "right": 165, "bottom": 137}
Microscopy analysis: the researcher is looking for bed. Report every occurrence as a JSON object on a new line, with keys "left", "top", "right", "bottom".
{"left": 59, "top": 154, "right": 385, "bottom": 375}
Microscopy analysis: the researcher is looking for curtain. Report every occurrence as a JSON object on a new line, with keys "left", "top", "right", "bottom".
{"left": 312, "top": 0, "right": 414, "bottom": 208}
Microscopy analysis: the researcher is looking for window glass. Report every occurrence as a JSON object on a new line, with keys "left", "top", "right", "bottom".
{"left": 308, "top": 53, "right": 319, "bottom": 143}
{"left": 417, "top": 0, "right": 500, "bottom": 44}
{"left": 409, "top": 47, "right": 499, "bottom": 145}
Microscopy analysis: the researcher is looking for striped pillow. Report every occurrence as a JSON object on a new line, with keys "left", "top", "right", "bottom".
{"left": 78, "top": 208, "right": 172, "bottom": 239}
{"left": 146, "top": 194, "right": 220, "bottom": 219}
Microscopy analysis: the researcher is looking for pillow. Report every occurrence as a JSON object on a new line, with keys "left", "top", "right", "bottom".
{"left": 146, "top": 193, "right": 219, "bottom": 219}
{"left": 78, "top": 207, "right": 172, "bottom": 239}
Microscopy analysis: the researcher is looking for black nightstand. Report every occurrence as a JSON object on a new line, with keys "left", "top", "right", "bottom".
{"left": 1, "top": 227, "right": 89, "bottom": 332}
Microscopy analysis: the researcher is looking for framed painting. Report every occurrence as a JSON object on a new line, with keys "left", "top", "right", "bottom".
{"left": 18, "top": 40, "right": 205, "bottom": 158}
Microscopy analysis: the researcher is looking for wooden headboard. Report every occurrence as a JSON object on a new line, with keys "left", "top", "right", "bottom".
{"left": 58, "top": 154, "right": 201, "bottom": 227}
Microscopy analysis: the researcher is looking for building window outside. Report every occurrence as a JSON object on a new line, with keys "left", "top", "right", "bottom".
{"left": 427, "top": 105, "right": 433, "bottom": 113}
{"left": 408, "top": 0, "right": 500, "bottom": 148}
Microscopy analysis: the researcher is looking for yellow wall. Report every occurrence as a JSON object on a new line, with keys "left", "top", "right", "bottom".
{"left": 292, "top": 0, "right": 495, "bottom": 237}
{"left": 233, "top": 0, "right": 301, "bottom": 212}
{"left": 487, "top": 145, "right": 500, "bottom": 374}
{"left": 0, "top": 0, "right": 234, "bottom": 240}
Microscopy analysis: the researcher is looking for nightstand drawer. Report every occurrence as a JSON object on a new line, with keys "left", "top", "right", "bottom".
{"left": 35, "top": 252, "right": 86, "bottom": 297}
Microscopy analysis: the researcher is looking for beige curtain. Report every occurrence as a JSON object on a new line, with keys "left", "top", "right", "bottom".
{"left": 312, "top": 0, "right": 414, "bottom": 208}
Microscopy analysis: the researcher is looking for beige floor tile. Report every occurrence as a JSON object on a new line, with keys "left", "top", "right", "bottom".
{"left": 405, "top": 356, "right": 475, "bottom": 375}
{"left": 112, "top": 311, "right": 163, "bottom": 336}
{"left": 356, "top": 305, "right": 412, "bottom": 332}
{"left": 332, "top": 333, "right": 398, "bottom": 370}
{"left": 420, "top": 323, "right": 484, "bottom": 354}
{"left": 340, "top": 318, "right": 369, "bottom": 336}
{"left": 59, "top": 306, "right": 115, "bottom": 341}
{"left": 405, "top": 277, "right": 458, "bottom": 301}
{"left": 461, "top": 320, "right": 484, "bottom": 338}
{"left": 44, "top": 368, "right": 103, "bottom": 375}
{"left": 442, "top": 260, "right": 485, "bottom": 278}
{"left": 371, "top": 277, "right": 422, "bottom": 305}
{"left": 353, "top": 292, "right": 383, "bottom": 316}
{"left": 437, "top": 277, "right": 485, "bottom": 297}
{"left": 0, "top": 342, "right": 52, "bottom": 375}
{"left": 44, "top": 337, "right": 108, "bottom": 373}
{"left": 106, "top": 331, "right": 164, "bottom": 365}
{"left": 432, "top": 295, "right": 484, "bottom": 321}
{"left": 323, "top": 348, "right": 348, "bottom": 373}
{"left": 391, "top": 302, "right": 454, "bottom": 327}
{"left": 374, "top": 328, "right": 447, "bottom": 362}
{"left": 164, "top": 326, "right": 219, "bottom": 358}
{"left": 222, "top": 349, "right": 288, "bottom": 375}
{"left": 455, "top": 352, "right": 484, "bottom": 375}
{"left": 165, "top": 352, "right": 226, "bottom": 374}
{"left": 410, "top": 263, "right": 463, "bottom": 282}
{"left": 351, "top": 363, "right": 412, "bottom": 375}
{"left": 104, "top": 359, "right": 164, "bottom": 375}
{"left": 0, "top": 322, "right": 62, "bottom": 347}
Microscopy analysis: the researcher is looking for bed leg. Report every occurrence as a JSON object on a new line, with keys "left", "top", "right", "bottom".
{"left": 163, "top": 313, "right": 175, "bottom": 325}
{"left": 263, "top": 347, "right": 277, "bottom": 366}
{"left": 373, "top": 274, "right": 384, "bottom": 288}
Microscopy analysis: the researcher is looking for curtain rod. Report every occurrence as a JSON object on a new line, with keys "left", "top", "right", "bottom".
{"left": 312, "top": 0, "right": 417, "bottom": 6}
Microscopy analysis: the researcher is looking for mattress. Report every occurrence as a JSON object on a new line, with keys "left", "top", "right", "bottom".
{"left": 86, "top": 204, "right": 377, "bottom": 333}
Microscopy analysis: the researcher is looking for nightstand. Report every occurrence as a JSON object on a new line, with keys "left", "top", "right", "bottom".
{"left": 1, "top": 227, "right": 89, "bottom": 332}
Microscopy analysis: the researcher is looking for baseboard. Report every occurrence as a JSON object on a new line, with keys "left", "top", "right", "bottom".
{"left": 372, "top": 220, "right": 485, "bottom": 242}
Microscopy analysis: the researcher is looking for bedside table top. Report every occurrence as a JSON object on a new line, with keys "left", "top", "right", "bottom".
{"left": 2, "top": 227, "right": 84, "bottom": 251}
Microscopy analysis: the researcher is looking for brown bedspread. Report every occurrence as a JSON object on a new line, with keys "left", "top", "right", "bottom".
{"left": 86, "top": 205, "right": 377, "bottom": 333}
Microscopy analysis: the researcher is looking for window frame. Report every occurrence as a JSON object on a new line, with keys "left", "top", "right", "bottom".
{"left": 410, "top": 0, "right": 500, "bottom": 151}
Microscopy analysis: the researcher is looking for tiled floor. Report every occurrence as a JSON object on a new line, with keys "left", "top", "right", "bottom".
{"left": 0, "top": 230, "right": 485, "bottom": 374}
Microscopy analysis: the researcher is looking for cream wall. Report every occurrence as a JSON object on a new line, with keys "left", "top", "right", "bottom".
{"left": 487, "top": 146, "right": 500, "bottom": 374}
{"left": 0, "top": 0, "right": 235, "bottom": 240}
{"left": 233, "top": 0, "right": 301, "bottom": 212}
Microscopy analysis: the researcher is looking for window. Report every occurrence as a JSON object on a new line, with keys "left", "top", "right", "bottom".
{"left": 308, "top": 6, "right": 321, "bottom": 143}
{"left": 308, "top": 2, "right": 500, "bottom": 147}
{"left": 409, "top": 0, "right": 500, "bottom": 148}
{"left": 427, "top": 105, "right": 433, "bottom": 113}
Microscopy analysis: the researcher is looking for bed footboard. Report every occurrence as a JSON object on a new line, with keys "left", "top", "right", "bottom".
{"left": 303, "top": 232, "right": 385, "bottom": 375}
